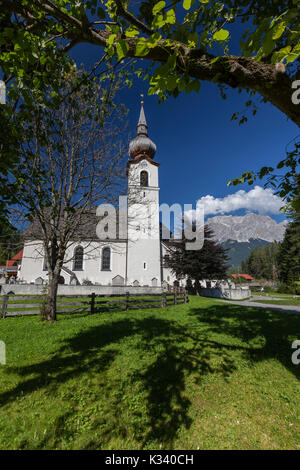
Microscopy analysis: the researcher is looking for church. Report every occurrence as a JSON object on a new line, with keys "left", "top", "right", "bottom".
{"left": 18, "top": 103, "right": 177, "bottom": 288}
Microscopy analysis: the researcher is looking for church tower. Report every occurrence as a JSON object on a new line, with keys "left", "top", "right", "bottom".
{"left": 126, "top": 99, "right": 161, "bottom": 287}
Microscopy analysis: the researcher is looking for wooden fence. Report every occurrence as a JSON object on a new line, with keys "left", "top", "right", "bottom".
{"left": 1, "top": 290, "right": 188, "bottom": 318}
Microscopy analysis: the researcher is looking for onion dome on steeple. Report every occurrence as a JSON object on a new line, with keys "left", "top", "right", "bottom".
{"left": 129, "top": 96, "right": 157, "bottom": 159}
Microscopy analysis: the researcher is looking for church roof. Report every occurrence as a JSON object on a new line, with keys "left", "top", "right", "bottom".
{"left": 22, "top": 208, "right": 124, "bottom": 242}
{"left": 23, "top": 208, "right": 172, "bottom": 242}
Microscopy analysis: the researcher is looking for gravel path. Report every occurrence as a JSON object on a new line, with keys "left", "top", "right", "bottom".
{"left": 215, "top": 295, "right": 300, "bottom": 315}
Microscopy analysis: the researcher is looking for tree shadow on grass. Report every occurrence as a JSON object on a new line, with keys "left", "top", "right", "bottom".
{"left": 189, "top": 302, "right": 300, "bottom": 380}
{"left": 1, "top": 302, "right": 299, "bottom": 448}
{"left": 0, "top": 319, "right": 134, "bottom": 408}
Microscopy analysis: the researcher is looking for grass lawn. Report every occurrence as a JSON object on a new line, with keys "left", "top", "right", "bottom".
{"left": 0, "top": 296, "right": 299, "bottom": 450}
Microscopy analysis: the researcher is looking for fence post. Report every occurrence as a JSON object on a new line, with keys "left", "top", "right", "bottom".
{"left": 162, "top": 292, "right": 166, "bottom": 308}
{"left": 184, "top": 289, "right": 188, "bottom": 303}
{"left": 174, "top": 290, "right": 177, "bottom": 305}
{"left": 125, "top": 291, "right": 130, "bottom": 311}
{"left": 1, "top": 295, "right": 8, "bottom": 319}
{"left": 90, "top": 292, "right": 95, "bottom": 315}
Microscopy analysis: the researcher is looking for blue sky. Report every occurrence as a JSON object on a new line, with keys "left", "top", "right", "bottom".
{"left": 69, "top": 40, "right": 298, "bottom": 224}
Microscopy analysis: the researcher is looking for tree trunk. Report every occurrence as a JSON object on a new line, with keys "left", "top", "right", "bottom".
{"left": 46, "top": 271, "right": 59, "bottom": 322}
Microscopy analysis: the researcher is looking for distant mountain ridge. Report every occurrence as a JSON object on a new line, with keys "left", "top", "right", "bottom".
{"left": 206, "top": 213, "right": 287, "bottom": 243}
{"left": 222, "top": 238, "right": 272, "bottom": 268}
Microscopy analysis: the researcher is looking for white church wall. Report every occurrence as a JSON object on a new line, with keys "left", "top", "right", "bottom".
{"left": 63, "top": 241, "right": 126, "bottom": 285}
{"left": 19, "top": 240, "right": 127, "bottom": 286}
{"left": 18, "top": 240, "right": 47, "bottom": 284}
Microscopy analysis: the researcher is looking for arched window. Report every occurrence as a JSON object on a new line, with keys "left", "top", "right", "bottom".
{"left": 101, "top": 247, "right": 111, "bottom": 271}
{"left": 140, "top": 170, "right": 149, "bottom": 187}
{"left": 73, "top": 246, "right": 83, "bottom": 271}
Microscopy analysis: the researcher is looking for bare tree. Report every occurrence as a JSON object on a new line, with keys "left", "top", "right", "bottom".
{"left": 11, "top": 70, "right": 130, "bottom": 321}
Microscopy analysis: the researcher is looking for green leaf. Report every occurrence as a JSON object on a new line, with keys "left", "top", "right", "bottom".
{"left": 166, "top": 76, "right": 177, "bottom": 91}
{"left": 272, "top": 22, "right": 286, "bottom": 40}
{"left": 213, "top": 29, "right": 230, "bottom": 41}
{"left": 165, "top": 9, "right": 176, "bottom": 24}
{"left": 107, "top": 34, "right": 116, "bottom": 46}
{"left": 148, "top": 32, "right": 162, "bottom": 48}
{"left": 135, "top": 40, "right": 150, "bottom": 57}
{"left": 167, "top": 53, "right": 177, "bottom": 70}
{"left": 262, "top": 32, "right": 275, "bottom": 55}
{"left": 116, "top": 40, "right": 129, "bottom": 60}
{"left": 152, "top": 1, "right": 166, "bottom": 15}
{"left": 125, "top": 27, "right": 140, "bottom": 38}
{"left": 183, "top": 0, "right": 193, "bottom": 11}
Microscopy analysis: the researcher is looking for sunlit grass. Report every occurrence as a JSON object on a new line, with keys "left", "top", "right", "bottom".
{"left": 0, "top": 296, "right": 299, "bottom": 450}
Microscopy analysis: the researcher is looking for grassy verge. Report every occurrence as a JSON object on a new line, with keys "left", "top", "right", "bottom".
{"left": 252, "top": 299, "right": 300, "bottom": 307}
{"left": 253, "top": 292, "right": 299, "bottom": 298}
{"left": 0, "top": 296, "right": 299, "bottom": 450}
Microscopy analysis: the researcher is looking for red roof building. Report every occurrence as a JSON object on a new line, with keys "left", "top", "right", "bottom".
{"left": 231, "top": 274, "right": 254, "bottom": 281}
{"left": 6, "top": 249, "right": 23, "bottom": 267}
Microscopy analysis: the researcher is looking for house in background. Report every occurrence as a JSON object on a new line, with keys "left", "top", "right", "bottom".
{"left": 0, "top": 249, "right": 23, "bottom": 284}
{"left": 231, "top": 274, "right": 254, "bottom": 282}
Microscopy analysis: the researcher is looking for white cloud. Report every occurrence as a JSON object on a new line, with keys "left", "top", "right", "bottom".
{"left": 197, "top": 186, "right": 284, "bottom": 216}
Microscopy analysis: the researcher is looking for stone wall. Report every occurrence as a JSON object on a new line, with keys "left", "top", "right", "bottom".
{"left": 0, "top": 284, "right": 163, "bottom": 296}
{"left": 199, "top": 286, "right": 251, "bottom": 300}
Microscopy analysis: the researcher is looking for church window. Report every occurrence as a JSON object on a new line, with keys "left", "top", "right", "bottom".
{"left": 101, "top": 247, "right": 111, "bottom": 271}
{"left": 73, "top": 246, "right": 84, "bottom": 271}
{"left": 143, "top": 262, "right": 147, "bottom": 270}
{"left": 140, "top": 170, "right": 149, "bottom": 187}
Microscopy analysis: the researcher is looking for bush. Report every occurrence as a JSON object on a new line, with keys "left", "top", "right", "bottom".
{"left": 263, "top": 285, "right": 272, "bottom": 293}
{"left": 277, "top": 282, "right": 300, "bottom": 295}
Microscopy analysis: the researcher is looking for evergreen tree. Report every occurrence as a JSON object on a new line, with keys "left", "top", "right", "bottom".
{"left": 277, "top": 174, "right": 300, "bottom": 285}
{"left": 241, "top": 242, "right": 280, "bottom": 280}
{"left": 277, "top": 215, "right": 300, "bottom": 284}
{"left": 0, "top": 225, "right": 22, "bottom": 265}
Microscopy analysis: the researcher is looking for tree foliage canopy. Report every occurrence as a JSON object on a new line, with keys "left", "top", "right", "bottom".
{"left": 166, "top": 224, "right": 229, "bottom": 280}
{"left": 241, "top": 242, "right": 280, "bottom": 280}
{"left": 1, "top": 1, "right": 299, "bottom": 123}
{"left": 1, "top": 0, "right": 299, "bottom": 219}
{"left": 277, "top": 216, "right": 300, "bottom": 284}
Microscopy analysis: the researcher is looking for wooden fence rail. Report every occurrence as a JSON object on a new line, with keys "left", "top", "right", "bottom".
{"left": 1, "top": 290, "right": 188, "bottom": 318}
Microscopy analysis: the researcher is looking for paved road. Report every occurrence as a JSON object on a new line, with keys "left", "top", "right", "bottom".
{"left": 215, "top": 295, "right": 300, "bottom": 315}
